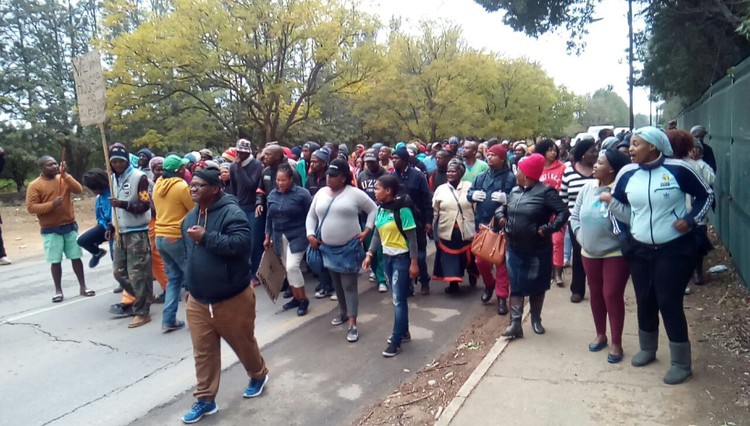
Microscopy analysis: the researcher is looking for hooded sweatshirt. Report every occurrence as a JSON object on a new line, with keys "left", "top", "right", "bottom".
{"left": 182, "top": 193, "right": 252, "bottom": 304}
{"left": 153, "top": 177, "right": 194, "bottom": 238}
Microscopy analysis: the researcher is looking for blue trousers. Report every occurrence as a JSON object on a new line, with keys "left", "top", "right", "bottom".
{"left": 383, "top": 253, "right": 411, "bottom": 345}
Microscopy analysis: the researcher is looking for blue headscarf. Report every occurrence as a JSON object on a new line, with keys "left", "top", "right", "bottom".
{"left": 633, "top": 126, "right": 673, "bottom": 156}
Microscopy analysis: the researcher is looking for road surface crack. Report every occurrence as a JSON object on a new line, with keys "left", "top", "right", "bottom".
{"left": 40, "top": 354, "right": 193, "bottom": 425}
{"left": 4, "top": 321, "right": 119, "bottom": 352}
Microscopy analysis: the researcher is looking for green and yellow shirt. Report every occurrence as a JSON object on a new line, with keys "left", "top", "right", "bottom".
{"left": 374, "top": 207, "right": 416, "bottom": 256}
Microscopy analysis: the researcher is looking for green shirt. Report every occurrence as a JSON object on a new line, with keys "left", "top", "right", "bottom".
{"left": 462, "top": 160, "right": 489, "bottom": 183}
{"left": 374, "top": 207, "right": 416, "bottom": 256}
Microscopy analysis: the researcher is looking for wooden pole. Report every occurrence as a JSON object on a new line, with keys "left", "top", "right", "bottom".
{"left": 99, "top": 123, "right": 120, "bottom": 243}
{"left": 59, "top": 146, "right": 67, "bottom": 194}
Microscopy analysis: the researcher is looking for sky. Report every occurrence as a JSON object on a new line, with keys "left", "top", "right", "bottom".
{"left": 361, "top": 0, "right": 654, "bottom": 117}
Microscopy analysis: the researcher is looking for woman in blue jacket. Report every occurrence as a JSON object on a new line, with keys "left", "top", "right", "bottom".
{"left": 264, "top": 164, "right": 313, "bottom": 316}
{"left": 77, "top": 169, "right": 113, "bottom": 268}
{"left": 601, "top": 126, "right": 714, "bottom": 385}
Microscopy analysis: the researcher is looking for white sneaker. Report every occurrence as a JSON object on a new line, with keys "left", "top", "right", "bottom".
{"left": 330, "top": 294, "right": 338, "bottom": 301}
{"left": 368, "top": 272, "right": 376, "bottom": 282}
{"left": 684, "top": 286, "right": 692, "bottom": 295}
{"left": 0, "top": 256, "right": 11, "bottom": 265}
{"left": 378, "top": 283, "right": 388, "bottom": 293}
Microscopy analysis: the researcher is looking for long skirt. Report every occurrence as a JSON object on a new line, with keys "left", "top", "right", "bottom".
{"left": 433, "top": 227, "right": 478, "bottom": 283}
{"left": 506, "top": 243, "right": 553, "bottom": 297}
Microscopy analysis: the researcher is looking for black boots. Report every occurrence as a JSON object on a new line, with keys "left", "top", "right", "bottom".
{"left": 480, "top": 288, "right": 493, "bottom": 303}
{"left": 530, "top": 293, "right": 546, "bottom": 334}
{"left": 497, "top": 298, "right": 508, "bottom": 315}
{"left": 501, "top": 296, "right": 524, "bottom": 338}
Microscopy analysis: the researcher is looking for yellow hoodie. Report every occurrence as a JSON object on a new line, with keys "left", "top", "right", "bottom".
{"left": 153, "top": 177, "right": 194, "bottom": 238}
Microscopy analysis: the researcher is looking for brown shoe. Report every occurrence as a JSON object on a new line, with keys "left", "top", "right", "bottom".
{"left": 128, "top": 314, "right": 151, "bottom": 328}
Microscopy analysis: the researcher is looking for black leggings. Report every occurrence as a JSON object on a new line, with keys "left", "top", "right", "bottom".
{"left": 568, "top": 226, "right": 587, "bottom": 297}
{"left": 0, "top": 222, "right": 6, "bottom": 258}
{"left": 627, "top": 234, "right": 696, "bottom": 343}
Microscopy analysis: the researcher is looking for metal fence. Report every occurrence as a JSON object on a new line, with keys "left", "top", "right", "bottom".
{"left": 678, "top": 56, "right": 750, "bottom": 288}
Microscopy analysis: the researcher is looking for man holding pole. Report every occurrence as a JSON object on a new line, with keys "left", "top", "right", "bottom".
{"left": 26, "top": 155, "right": 93, "bottom": 302}
{"left": 107, "top": 143, "right": 154, "bottom": 328}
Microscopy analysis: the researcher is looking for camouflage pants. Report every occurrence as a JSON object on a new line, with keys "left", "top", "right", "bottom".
{"left": 113, "top": 231, "right": 153, "bottom": 315}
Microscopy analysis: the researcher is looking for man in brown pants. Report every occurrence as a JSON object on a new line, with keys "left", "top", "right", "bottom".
{"left": 181, "top": 168, "right": 269, "bottom": 424}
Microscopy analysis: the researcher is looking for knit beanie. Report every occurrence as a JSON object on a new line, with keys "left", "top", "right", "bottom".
{"left": 312, "top": 147, "right": 331, "bottom": 165}
{"left": 518, "top": 154, "right": 545, "bottom": 181}
{"left": 488, "top": 144, "right": 507, "bottom": 159}
{"left": 109, "top": 144, "right": 129, "bottom": 162}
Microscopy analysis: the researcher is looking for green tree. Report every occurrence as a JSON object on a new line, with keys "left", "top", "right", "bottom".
{"left": 578, "top": 88, "right": 630, "bottom": 128}
{"left": 105, "top": 0, "right": 383, "bottom": 145}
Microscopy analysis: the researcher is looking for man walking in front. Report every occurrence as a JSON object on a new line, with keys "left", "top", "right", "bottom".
{"left": 109, "top": 144, "right": 154, "bottom": 328}
{"left": 181, "top": 169, "right": 268, "bottom": 424}
{"left": 26, "top": 155, "right": 93, "bottom": 302}
{"left": 153, "top": 154, "right": 195, "bottom": 332}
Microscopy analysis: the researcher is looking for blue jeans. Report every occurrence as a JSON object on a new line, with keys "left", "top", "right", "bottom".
{"left": 564, "top": 228, "right": 572, "bottom": 263}
{"left": 156, "top": 236, "right": 186, "bottom": 326}
{"left": 246, "top": 211, "right": 266, "bottom": 278}
{"left": 383, "top": 253, "right": 410, "bottom": 345}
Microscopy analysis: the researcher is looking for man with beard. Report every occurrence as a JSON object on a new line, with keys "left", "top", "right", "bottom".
{"left": 391, "top": 147, "right": 433, "bottom": 295}
{"left": 137, "top": 148, "right": 155, "bottom": 181}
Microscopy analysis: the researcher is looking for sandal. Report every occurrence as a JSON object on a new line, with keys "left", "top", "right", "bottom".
{"left": 80, "top": 289, "right": 96, "bottom": 297}
{"left": 52, "top": 294, "right": 64, "bottom": 303}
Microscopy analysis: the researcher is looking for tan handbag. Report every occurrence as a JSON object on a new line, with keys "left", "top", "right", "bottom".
{"left": 471, "top": 218, "right": 507, "bottom": 265}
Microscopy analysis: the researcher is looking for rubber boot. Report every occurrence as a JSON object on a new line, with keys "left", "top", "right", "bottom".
{"left": 501, "top": 296, "right": 524, "bottom": 338}
{"left": 529, "top": 293, "right": 546, "bottom": 334}
{"left": 631, "top": 329, "right": 659, "bottom": 367}
{"left": 663, "top": 341, "right": 692, "bottom": 385}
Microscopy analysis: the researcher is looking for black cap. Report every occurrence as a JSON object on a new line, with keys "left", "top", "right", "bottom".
{"left": 326, "top": 159, "right": 349, "bottom": 176}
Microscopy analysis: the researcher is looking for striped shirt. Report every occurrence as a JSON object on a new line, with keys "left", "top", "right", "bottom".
{"left": 560, "top": 161, "right": 596, "bottom": 215}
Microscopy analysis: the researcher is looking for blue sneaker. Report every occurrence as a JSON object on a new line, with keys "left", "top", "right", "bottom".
{"left": 242, "top": 374, "right": 269, "bottom": 398}
{"left": 181, "top": 399, "right": 218, "bottom": 424}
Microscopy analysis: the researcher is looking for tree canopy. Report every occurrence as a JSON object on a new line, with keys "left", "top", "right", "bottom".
{"left": 473, "top": 0, "right": 750, "bottom": 104}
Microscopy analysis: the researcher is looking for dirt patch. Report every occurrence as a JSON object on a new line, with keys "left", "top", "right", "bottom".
{"left": 679, "top": 230, "right": 750, "bottom": 425}
{"left": 356, "top": 304, "right": 507, "bottom": 425}
{"left": 0, "top": 196, "right": 96, "bottom": 261}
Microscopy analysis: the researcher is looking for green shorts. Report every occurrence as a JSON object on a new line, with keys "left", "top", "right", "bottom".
{"left": 42, "top": 231, "right": 83, "bottom": 263}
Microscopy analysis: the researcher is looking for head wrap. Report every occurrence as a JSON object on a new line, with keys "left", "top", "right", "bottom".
{"left": 199, "top": 148, "right": 213, "bottom": 159}
{"left": 184, "top": 152, "right": 199, "bottom": 163}
{"left": 312, "top": 147, "right": 331, "bottom": 165}
{"left": 633, "top": 126, "right": 673, "bottom": 156}
{"left": 514, "top": 142, "right": 528, "bottom": 153}
{"left": 601, "top": 136, "right": 619, "bottom": 151}
{"left": 149, "top": 156, "right": 164, "bottom": 171}
{"left": 395, "top": 142, "right": 407, "bottom": 151}
{"left": 394, "top": 147, "right": 410, "bottom": 162}
{"left": 488, "top": 144, "right": 507, "bottom": 159}
{"left": 447, "top": 159, "right": 465, "bottom": 177}
{"left": 338, "top": 144, "right": 349, "bottom": 157}
{"left": 602, "top": 148, "right": 631, "bottom": 174}
{"left": 518, "top": 154, "right": 545, "bottom": 181}
{"left": 109, "top": 144, "right": 129, "bottom": 162}
{"left": 571, "top": 139, "right": 596, "bottom": 162}
{"left": 137, "top": 148, "right": 154, "bottom": 160}
{"left": 163, "top": 154, "right": 190, "bottom": 172}
{"left": 194, "top": 169, "right": 222, "bottom": 187}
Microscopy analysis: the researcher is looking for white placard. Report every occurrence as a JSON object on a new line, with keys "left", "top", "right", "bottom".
{"left": 72, "top": 51, "right": 106, "bottom": 126}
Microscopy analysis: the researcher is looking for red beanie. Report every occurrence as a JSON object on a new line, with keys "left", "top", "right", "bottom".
{"left": 519, "top": 153, "right": 545, "bottom": 181}
{"left": 488, "top": 144, "right": 507, "bottom": 159}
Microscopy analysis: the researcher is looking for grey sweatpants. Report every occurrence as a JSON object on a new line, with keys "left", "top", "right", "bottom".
{"left": 330, "top": 271, "right": 359, "bottom": 318}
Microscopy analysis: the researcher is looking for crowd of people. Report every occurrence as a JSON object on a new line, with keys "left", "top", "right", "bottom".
{"left": 12, "top": 124, "right": 717, "bottom": 423}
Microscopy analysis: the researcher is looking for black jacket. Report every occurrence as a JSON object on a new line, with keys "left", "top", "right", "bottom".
{"left": 182, "top": 193, "right": 252, "bottom": 304}
{"left": 256, "top": 160, "right": 301, "bottom": 208}
{"left": 497, "top": 182, "right": 569, "bottom": 254}
{"left": 227, "top": 159, "right": 263, "bottom": 211}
